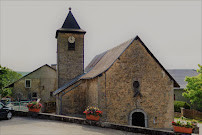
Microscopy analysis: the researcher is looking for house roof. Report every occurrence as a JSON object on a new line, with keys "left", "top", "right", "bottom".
{"left": 54, "top": 36, "right": 180, "bottom": 95}
{"left": 55, "top": 9, "right": 86, "bottom": 38}
{"left": 167, "top": 69, "right": 198, "bottom": 89}
{"left": 5, "top": 64, "right": 56, "bottom": 88}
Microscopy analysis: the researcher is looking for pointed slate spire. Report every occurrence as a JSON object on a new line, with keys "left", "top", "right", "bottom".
{"left": 62, "top": 7, "right": 81, "bottom": 29}
{"left": 56, "top": 8, "right": 86, "bottom": 38}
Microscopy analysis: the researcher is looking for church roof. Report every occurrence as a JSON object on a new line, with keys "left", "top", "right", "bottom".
{"left": 54, "top": 36, "right": 180, "bottom": 95}
{"left": 55, "top": 8, "right": 86, "bottom": 38}
{"left": 84, "top": 51, "right": 108, "bottom": 73}
{"left": 82, "top": 38, "right": 134, "bottom": 79}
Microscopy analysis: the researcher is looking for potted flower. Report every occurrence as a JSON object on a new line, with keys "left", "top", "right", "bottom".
{"left": 172, "top": 120, "right": 194, "bottom": 134}
{"left": 27, "top": 100, "right": 42, "bottom": 113}
{"left": 83, "top": 106, "right": 102, "bottom": 121}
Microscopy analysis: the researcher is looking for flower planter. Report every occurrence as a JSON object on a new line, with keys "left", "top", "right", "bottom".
{"left": 86, "top": 114, "right": 100, "bottom": 121}
{"left": 173, "top": 125, "right": 193, "bottom": 134}
{"left": 28, "top": 108, "right": 41, "bottom": 113}
{"left": 27, "top": 101, "right": 42, "bottom": 113}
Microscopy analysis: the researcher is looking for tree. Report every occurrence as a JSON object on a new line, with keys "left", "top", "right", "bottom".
{"left": 183, "top": 64, "right": 202, "bottom": 111}
{"left": 0, "top": 65, "right": 22, "bottom": 97}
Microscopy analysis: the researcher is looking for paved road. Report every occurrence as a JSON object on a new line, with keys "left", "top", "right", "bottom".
{"left": 0, "top": 117, "right": 143, "bottom": 135}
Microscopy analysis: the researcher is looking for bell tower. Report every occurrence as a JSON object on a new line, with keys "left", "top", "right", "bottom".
{"left": 56, "top": 8, "right": 86, "bottom": 88}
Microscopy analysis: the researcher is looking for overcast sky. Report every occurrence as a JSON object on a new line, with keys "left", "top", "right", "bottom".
{"left": 0, "top": 1, "right": 201, "bottom": 72}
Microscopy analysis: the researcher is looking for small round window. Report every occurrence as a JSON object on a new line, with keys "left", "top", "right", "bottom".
{"left": 133, "top": 81, "right": 140, "bottom": 89}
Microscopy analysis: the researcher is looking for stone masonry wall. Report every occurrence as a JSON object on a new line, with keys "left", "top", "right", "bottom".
{"left": 86, "top": 78, "right": 99, "bottom": 107}
{"left": 13, "top": 79, "right": 40, "bottom": 101}
{"left": 58, "top": 80, "right": 87, "bottom": 115}
{"left": 58, "top": 75, "right": 107, "bottom": 119}
{"left": 85, "top": 74, "right": 107, "bottom": 121}
{"left": 57, "top": 33, "right": 85, "bottom": 88}
{"left": 104, "top": 39, "right": 174, "bottom": 129}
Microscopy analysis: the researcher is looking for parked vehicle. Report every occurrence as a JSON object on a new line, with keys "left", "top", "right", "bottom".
{"left": 0, "top": 102, "right": 14, "bottom": 120}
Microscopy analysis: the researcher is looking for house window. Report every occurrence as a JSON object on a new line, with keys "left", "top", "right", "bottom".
{"left": 50, "top": 92, "right": 53, "bottom": 97}
{"left": 25, "top": 79, "right": 31, "bottom": 88}
{"left": 32, "top": 92, "right": 37, "bottom": 98}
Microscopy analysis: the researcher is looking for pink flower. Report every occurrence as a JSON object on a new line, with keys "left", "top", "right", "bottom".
{"left": 96, "top": 111, "right": 102, "bottom": 114}
{"left": 83, "top": 111, "right": 87, "bottom": 114}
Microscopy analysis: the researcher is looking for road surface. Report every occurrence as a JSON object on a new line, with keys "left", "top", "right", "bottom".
{"left": 0, "top": 117, "right": 143, "bottom": 135}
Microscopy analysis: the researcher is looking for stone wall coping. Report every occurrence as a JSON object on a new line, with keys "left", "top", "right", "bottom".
{"left": 14, "top": 111, "right": 174, "bottom": 135}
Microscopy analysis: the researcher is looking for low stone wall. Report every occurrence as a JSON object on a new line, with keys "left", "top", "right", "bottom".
{"left": 182, "top": 109, "right": 202, "bottom": 120}
{"left": 14, "top": 111, "right": 174, "bottom": 135}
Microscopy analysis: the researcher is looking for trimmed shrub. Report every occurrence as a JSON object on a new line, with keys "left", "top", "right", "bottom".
{"left": 174, "top": 101, "right": 190, "bottom": 112}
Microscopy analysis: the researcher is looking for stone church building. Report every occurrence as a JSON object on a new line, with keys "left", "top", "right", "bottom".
{"left": 53, "top": 9, "right": 179, "bottom": 129}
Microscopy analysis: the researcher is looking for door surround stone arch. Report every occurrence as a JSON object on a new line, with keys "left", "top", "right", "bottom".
{"left": 129, "top": 109, "right": 148, "bottom": 127}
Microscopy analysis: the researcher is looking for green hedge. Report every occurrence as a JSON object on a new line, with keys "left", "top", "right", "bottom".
{"left": 174, "top": 101, "right": 190, "bottom": 112}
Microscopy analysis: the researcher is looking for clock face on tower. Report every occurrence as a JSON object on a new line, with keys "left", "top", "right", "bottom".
{"left": 68, "top": 36, "right": 75, "bottom": 43}
{"left": 68, "top": 36, "right": 75, "bottom": 50}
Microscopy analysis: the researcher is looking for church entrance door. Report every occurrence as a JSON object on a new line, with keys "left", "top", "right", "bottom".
{"left": 129, "top": 109, "right": 148, "bottom": 127}
{"left": 132, "top": 112, "right": 145, "bottom": 127}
